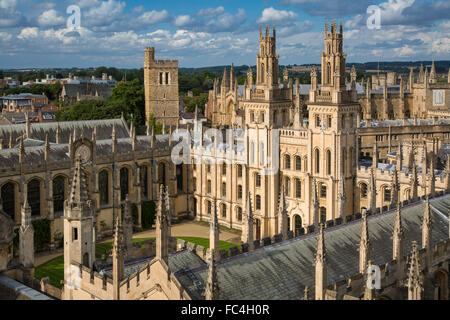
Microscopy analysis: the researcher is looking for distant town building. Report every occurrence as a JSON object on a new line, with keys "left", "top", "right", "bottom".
{"left": 60, "top": 83, "right": 112, "bottom": 105}
{"left": 0, "top": 93, "right": 48, "bottom": 112}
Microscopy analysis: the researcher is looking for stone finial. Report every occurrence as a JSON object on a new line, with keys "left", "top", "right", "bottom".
{"left": 8, "top": 132, "right": 13, "bottom": 149}
{"left": 69, "top": 156, "right": 90, "bottom": 206}
{"left": 55, "top": 125, "right": 60, "bottom": 144}
{"left": 123, "top": 194, "right": 133, "bottom": 255}
{"left": 25, "top": 112, "right": 30, "bottom": 138}
{"left": 391, "top": 168, "right": 399, "bottom": 207}
{"left": 359, "top": 211, "right": 370, "bottom": 274}
{"left": 243, "top": 192, "right": 254, "bottom": 251}
{"left": 410, "top": 164, "right": 418, "bottom": 202}
{"left": 44, "top": 134, "right": 50, "bottom": 162}
{"left": 303, "top": 286, "right": 310, "bottom": 300}
{"left": 338, "top": 178, "right": 346, "bottom": 219}
{"left": 278, "top": 186, "right": 288, "bottom": 241}
{"left": 204, "top": 249, "right": 220, "bottom": 300}
{"left": 112, "top": 215, "right": 125, "bottom": 300}
{"left": 372, "top": 141, "right": 378, "bottom": 169}
{"left": 221, "top": 68, "right": 229, "bottom": 88}
{"left": 19, "top": 199, "right": 34, "bottom": 269}
{"left": 407, "top": 241, "right": 423, "bottom": 300}
{"left": 209, "top": 198, "right": 220, "bottom": 261}
{"left": 397, "top": 141, "right": 403, "bottom": 171}
{"left": 392, "top": 202, "right": 404, "bottom": 262}
{"left": 18, "top": 136, "right": 25, "bottom": 163}
{"left": 422, "top": 196, "right": 432, "bottom": 253}
{"left": 156, "top": 184, "right": 169, "bottom": 264}
{"left": 312, "top": 179, "right": 319, "bottom": 228}
{"left": 429, "top": 60, "right": 436, "bottom": 82}
{"left": 363, "top": 260, "right": 376, "bottom": 300}
{"left": 150, "top": 126, "right": 155, "bottom": 148}
{"left": 315, "top": 224, "right": 327, "bottom": 300}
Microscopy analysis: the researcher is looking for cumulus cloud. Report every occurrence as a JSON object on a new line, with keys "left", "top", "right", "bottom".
{"left": 257, "top": 7, "right": 298, "bottom": 24}
{"left": 0, "top": 0, "right": 16, "bottom": 10}
{"left": 83, "top": 0, "right": 126, "bottom": 27}
{"left": 197, "top": 6, "right": 224, "bottom": 18}
{"left": 18, "top": 27, "right": 39, "bottom": 39}
{"left": 173, "top": 15, "right": 194, "bottom": 27}
{"left": 278, "top": 21, "right": 314, "bottom": 37}
{"left": 38, "top": 9, "right": 66, "bottom": 27}
{"left": 279, "top": 0, "right": 371, "bottom": 18}
{"left": 138, "top": 9, "right": 170, "bottom": 25}
{"left": 204, "top": 8, "right": 247, "bottom": 33}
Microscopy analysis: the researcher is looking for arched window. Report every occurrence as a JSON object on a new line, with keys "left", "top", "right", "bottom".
{"left": 207, "top": 201, "right": 212, "bottom": 215}
{"left": 304, "top": 156, "right": 308, "bottom": 172}
{"left": 315, "top": 149, "right": 320, "bottom": 173}
{"left": 295, "top": 179, "right": 302, "bottom": 198}
{"left": 176, "top": 164, "right": 183, "bottom": 191}
{"left": 120, "top": 167, "right": 129, "bottom": 202}
{"left": 207, "top": 180, "right": 211, "bottom": 194}
{"left": 27, "top": 179, "right": 41, "bottom": 216}
{"left": 140, "top": 165, "right": 148, "bottom": 199}
{"left": 320, "top": 207, "right": 327, "bottom": 223}
{"left": 256, "top": 195, "right": 261, "bottom": 210}
{"left": 237, "top": 207, "right": 242, "bottom": 222}
{"left": 295, "top": 156, "right": 301, "bottom": 171}
{"left": 237, "top": 185, "right": 243, "bottom": 200}
{"left": 294, "top": 215, "right": 302, "bottom": 236}
{"left": 285, "top": 177, "right": 291, "bottom": 197}
{"left": 327, "top": 62, "right": 331, "bottom": 84}
{"left": 384, "top": 187, "right": 391, "bottom": 203}
{"left": 320, "top": 184, "right": 327, "bottom": 198}
{"left": 285, "top": 154, "right": 291, "bottom": 170}
{"left": 221, "top": 203, "right": 227, "bottom": 218}
{"left": 159, "top": 162, "right": 167, "bottom": 186}
{"left": 222, "top": 163, "right": 227, "bottom": 175}
{"left": 222, "top": 183, "right": 226, "bottom": 197}
{"left": 360, "top": 183, "right": 368, "bottom": 199}
{"left": 53, "top": 176, "right": 65, "bottom": 214}
{"left": 342, "top": 148, "right": 347, "bottom": 176}
{"left": 99, "top": 170, "right": 109, "bottom": 206}
{"left": 261, "top": 64, "right": 265, "bottom": 83}
{"left": 326, "top": 150, "right": 332, "bottom": 175}
{"left": 261, "top": 111, "right": 265, "bottom": 123}
{"left": 1, "top": 182, "right": 15, "bottom": 220}
{"left": 237, "top": 164, "right": 243, "bottom": 178}
{"left": 255, "top": 173, "right": 261, "bottom": 187}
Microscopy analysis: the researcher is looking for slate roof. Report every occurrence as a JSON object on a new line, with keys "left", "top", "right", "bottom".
{"left": 61, "top": 83, "right": 112, "bottom": 98}
{"left": 0, "top": 118, "right": 130, "bottom": 146}
{"left": 173, "top": 195, "right": 450, "bottom": 300}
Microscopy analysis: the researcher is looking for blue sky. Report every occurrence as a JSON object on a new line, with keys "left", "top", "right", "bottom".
{"left": 0, "top": 0, "right": 449, "bottom": 68}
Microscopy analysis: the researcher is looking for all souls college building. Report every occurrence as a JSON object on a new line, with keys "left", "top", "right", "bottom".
{"left": 0, "top": 22, "right": 449, "bottom": 300}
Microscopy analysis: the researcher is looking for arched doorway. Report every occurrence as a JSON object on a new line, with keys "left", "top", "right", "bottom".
{"left": 434, "top": 270, "right": 448, "bottom": 300}
{"left": 294, "top": 215, "right": 302, "bottom": 237}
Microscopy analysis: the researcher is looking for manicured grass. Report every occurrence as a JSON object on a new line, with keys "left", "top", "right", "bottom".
{"left": 34, "top": 237, "right": 238, "bottom": 289}
{"left": 34, "top": 255, "right": 64, "bottom": 289}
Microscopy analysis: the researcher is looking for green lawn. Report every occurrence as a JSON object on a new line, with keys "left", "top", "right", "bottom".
{"left": 35, "top": 237, "right": 238, "bottom": 289}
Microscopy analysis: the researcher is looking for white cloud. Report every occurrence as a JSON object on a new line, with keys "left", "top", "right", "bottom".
{"left": 394, "top": 45, "right": 415, "bottom": 56}
{"left": 138, "top": 9, "right": 170, "bottom": 25}
{"left": 344, "top": 15, "right": 363, "bottom": 29}
{"left": 0, "top": 0, "right": 16, "bottom": 10}
{"left": 257, "top": 7, "right": 298, "bottom": 24}
{"left": 0, "top": 31, "right": 12, "bottom": 41}
{"left": 173, "top": 15, "right": 193, "bottom": 27}
{"left": 197, "top": 6, "right": 224, "bottom": 18}
{"left": 83, "top": 0, "right": 126, "bottom": 27}
{"left": 18, "top": 27, "right": 39, "bottom": 39}
{"left": 378, "top": 0, "right": 416, "bottom": 25}
{"left": 204, "top": 8, "right": 247, "bottom": 33}
{"left": 38, "top": 9, "right": 66, "bottom": 27}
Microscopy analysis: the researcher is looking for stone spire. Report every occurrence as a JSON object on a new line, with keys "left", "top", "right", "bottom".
{"left": 314, "top": 224, "right": 327, "bottom": 300}
{"left": 25, "top": 112, "right": 30, "bottom": 138}
{"left": 312, "top": 179, "right": 319, "bottom": 228}
{"left": 156, "top": 184, "right": 169, "bottom": 264}
{"left": 44, "top": 134, "right": 50, "bottom": 162}
{"left": 278, "top": 185, "right": 288, "bottom": 241}
{"left": 247, "top": 66, "right": 253, "bottom": 87}
{"left": 123, "top": 194, "right": 133, "bottom": 256}
{"left": 429, "top": 60, "right": 436, "bottom": 83}
{"left": 150, "top": 126, "right": 155, "bottom": 148}
{"left": 422, "top": 196, "right": 432, "bottom": 261}
{"left": 55, "top": 125, "right": 60, "bottom": 144}
{"left": 368, "top": 168, "right": 377, "bottom": 213}
{"left": 18, "top": 136, "right": 25, "bottom": 164}
{"left": 359, "top": 211, "right": 370, "bottom": 274}
{"left": 391, "top": 168, "right": 399, "bottom": 208}
{"left": 112, "top": 216, "right": 125, "bottom": 300}
{"left": 392, "top": 202, "right": 404, "bottom": 261}
{"left": 303, "top": 286, "right": 310, "bottom": 300}
{"left": 19, "top": 199, "right": 34, "bottom": 269}
{"left": 204, "top": 249, "right": 220, "bottom": 300}
{"left": 409, "top": 67, "right": 414, "bottom": 91}
{"left": 69, "top": 157, "right": 90, "bottom": 205}
{"left": 221, "top": 67, "right": 229, "bottom": 89}
{"left": 209, "top": 198, "right": 220, "bottom": 261}
{"left": 242, "top": 192, "right": 254, "bottom": 251}
{"left": 283, "top": 66, "right": 288, "bottom": 87}
{"left": 396, "top": 141, "right": 403, "bottom": 171}
{"left": 111, "top": 124, "right": 117, "bottom": 154}
{"left": 372, "top": 141, "right": 378, "bottom": 169}
{"left": 410, "top": 163, "right": 418, "bottom": 202}
{"left": 419, "top": 64, "right": 424, "bottom": 83}
{"left": 407, "top": 241, "right": 423, "bottom": 300}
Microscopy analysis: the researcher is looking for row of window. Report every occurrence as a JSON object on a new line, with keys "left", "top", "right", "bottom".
{"left": 205, "top": 200, "right": 243, "bottom": 221}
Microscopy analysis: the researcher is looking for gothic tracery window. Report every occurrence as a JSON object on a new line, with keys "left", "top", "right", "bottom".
{"left": 99, "top": 170, "right": 109, "bottom": 206}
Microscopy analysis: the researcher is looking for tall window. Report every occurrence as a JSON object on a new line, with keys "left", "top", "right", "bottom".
{"left": 315, "top": 149, "right": 320, "bottom": 173}
{"left": 159, "top": 163, "right": 166, "bottom": 186}
{"left": 237, "top": 207, "right": 242, "bottom": 222}
{"left": 260, "top": 142, "right": 265, "bottom": 165}
{"left": 255, "top": 173, "right": 261, "bottom": 187}
{"left": 207, "top": 180, "right": 211, "bottom": 194}
{"left": 320, "top": 207, "right": 327, "bottom": 223}
{"left": 1, "top": 182, "right": 15, "bottom": 219}
{"left": 256, "top": 195, "right": 261, "bottom": 210}
{"left": 193, "top": 178, "right": 197, "bottom": 192}
{"left": 295, "top": 179, "right": 302, "bottom": 199}
{"left": 237, "top": 185, "right": 243, "bottom": 200}
{"left": 53, "top": 176, "right": 65, "bottom": 214}
{"left": 99, "top": 170, "right": 109, "bottom": 206}
{"left": 140, "top": 165, "right": 148, "bottom": 198}
{"left": 316, "top": 115, "right": 321, "bottom": 128}
{"left": 207, "top": 201, "right": 212, "bottom": 215}
{"left": 250, "top": 142, "right": 255, "bottom": 164}
{"left": 237, "top": 164, "right": 243, "bottom": 178}
{"left": 222, "top": 183, "right": 226, "bottom": 197}
{"left": 165, "top": 72, "right": 169, "bottom": 85}
{"left": 159, "top": 72, "right": 163, "bottom": 85}
{"left": 285, "top": 177, "right": 291, "bottom": 197}
{"left": 176, "top": 164, "right": 183, "bottom": 191}
{"left": 285, "top": 155, "right": 291, "bottom": 170}
{"left": 326, "top": 150, "right": 332, "bottom": 175}
{"left": 320, "top": 184, "right": 327, "bottom": 198}
{"left": 360, "top": 183, "right": 368, "bottom": 199}
{"left": 222, "top": 163, "right": 227, "bottom": 175}
{"left": 384, "top": 188, "right": 391, "bottom": 202}
{"left": 295, "top": 156, "right": 301, "bottom": 171}
{"left": 120, "top": 167, "right": 129, "bottom": 202}
{"left": 221, "top": 204, "right": 227, "bottom": 218}
{"left": 206, "top": 162, "right": 211, "bottom": 173}
{"left": 27, "top": 179, "right": 41, "bottom": 216}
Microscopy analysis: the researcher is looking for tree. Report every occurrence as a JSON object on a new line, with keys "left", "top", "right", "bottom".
{"left": 109, "top": 79, "right": 145, "bottom": 126}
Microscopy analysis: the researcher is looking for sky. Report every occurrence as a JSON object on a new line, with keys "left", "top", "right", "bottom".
{"left": 0, "top": 0, "right": 449, "bottom": 69}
